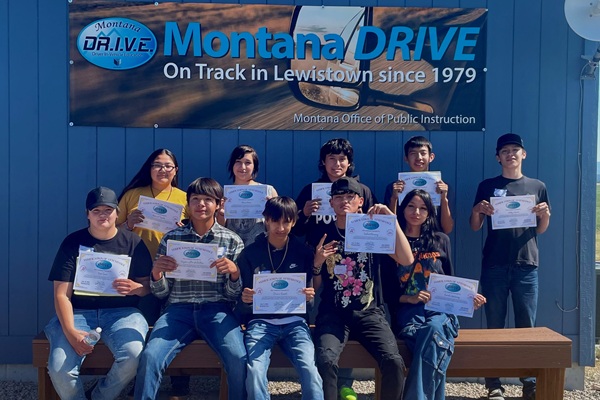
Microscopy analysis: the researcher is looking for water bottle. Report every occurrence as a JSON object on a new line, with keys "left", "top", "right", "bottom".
{"left": 83, "top": 327, "right": 102, "bottom": 346}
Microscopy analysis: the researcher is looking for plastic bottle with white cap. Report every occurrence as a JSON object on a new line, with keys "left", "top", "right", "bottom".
{"left": 83, "top": 327, "right": 102, "bottom": 346}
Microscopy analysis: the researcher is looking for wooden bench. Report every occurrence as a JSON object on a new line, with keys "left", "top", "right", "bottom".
{"left": 32, "top": 326, "right": 572, "bottom": 400}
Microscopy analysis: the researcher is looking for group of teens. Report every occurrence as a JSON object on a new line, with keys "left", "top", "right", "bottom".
{"left": 46, "top": 135, "right": 551, "bottom": 400}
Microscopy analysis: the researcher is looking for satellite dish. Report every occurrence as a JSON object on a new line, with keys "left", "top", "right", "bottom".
{"left": 565, "top": 0, "right": 600, "bottom": 41}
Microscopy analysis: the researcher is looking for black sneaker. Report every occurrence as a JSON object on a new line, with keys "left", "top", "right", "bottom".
{"left": 522, "top": 391, "right": 536, "bottom": 400}
{"left": 84, "top": 381, "right": 98, "bottom": 400}
{"left": 169, "top": 383, "right": 191, "bottom": 400}
{"left": 126, "top": 383, "right": 135, "bottom": 400}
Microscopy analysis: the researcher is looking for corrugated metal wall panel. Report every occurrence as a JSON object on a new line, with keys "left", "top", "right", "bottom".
{"left": 37, "top": 0, "right": 70, "bottom": 330}
{"left": 98, "top": 127, "right": 127, "bottom": 192}
{"left": 454, "top": 130, "right": 485, "bottom": 330}
{"left": 536, "top": 0, "right": 570, "bottom": 334}
{"left": 348, "top": 130, "right": 376, "bottom": 193}
{"left": 181, "top": 129, "right": 211, "bottom": 187}
{"left": 264, "top": 130, "right": 294, "bottom": 197}
{"left": 67, "top": 127, "right": 97, "bottom": 232}
{"left": 124, "top": 128, "right": 156, "bottom": 181}
{"left": 373, "top": 131, "right": 401, "bottom": 198}
{"left": 9, "top": 0, "right": 40, "bottom": 337}
{"left": 0, "top": 0, "right": 9, "bottom": 338}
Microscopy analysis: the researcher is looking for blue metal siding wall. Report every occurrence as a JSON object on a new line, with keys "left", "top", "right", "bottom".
{"left": 0, "top": 0, "right": 597, "bottom": 365}
{"left": 0, "top": 0, "right": 9, "bottom": 340}
{"left": 37, "top": 0, "right": 70, "bottom": 334}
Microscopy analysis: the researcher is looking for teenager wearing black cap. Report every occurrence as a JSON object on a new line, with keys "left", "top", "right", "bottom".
{"left": 293, "top": 138, "right": 378, "bottom": 400}
{"left": 44, "top": 187, "right": 153, "bottom": 399}
{"left": 470, "top": 133, "right": 551, "bottom": 400}
{"left": 312, "top": 177, "right": 413, "bottom": 400}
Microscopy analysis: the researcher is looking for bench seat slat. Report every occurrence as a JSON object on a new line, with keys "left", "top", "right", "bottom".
{"left": 32, "top": 327, "right": 572, "bottom": 400}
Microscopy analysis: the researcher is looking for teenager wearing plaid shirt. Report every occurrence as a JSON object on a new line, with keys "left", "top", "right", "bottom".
{"left": 135, "top": 178, "right": 247, "bottom": 400}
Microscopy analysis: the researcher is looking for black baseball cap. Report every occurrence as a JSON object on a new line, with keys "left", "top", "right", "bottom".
{"left": 496, "top": 133, "right": 524, "bottom": 153}
{"left": 330, "top": 177, "right": 362, "bottom": 196}
{"left": 86, "top": 187, "right": 119, "bottom": 211}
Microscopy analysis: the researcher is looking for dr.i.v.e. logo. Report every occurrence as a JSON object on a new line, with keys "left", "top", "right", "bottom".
{"left": 77, "top": 18, "right": 157, "bottom": 70}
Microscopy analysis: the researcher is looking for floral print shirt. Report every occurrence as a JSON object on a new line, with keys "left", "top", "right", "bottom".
{"left": 318, "top": 224, "right": 377, "bottom": 313}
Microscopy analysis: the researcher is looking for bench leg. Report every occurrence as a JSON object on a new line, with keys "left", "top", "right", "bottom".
{"left": 219, "top": 368, "right": 228, "bottom": 400}
{"left": 374, "top": 368, "right": 381, "bottom": 400}
{"left": 37, "top": 368, "right": 59, "bottom": 400}
{"left": 536, "top": 368, "right": 565, "bottom": 400}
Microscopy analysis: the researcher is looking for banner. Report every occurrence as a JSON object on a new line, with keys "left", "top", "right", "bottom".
{"left": 69, "top": 1, "right": 487, "bottom": 131}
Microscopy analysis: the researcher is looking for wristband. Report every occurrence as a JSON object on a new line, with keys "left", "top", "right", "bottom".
{"left": 312, "top": 265, "right": 322, "bottom": 275}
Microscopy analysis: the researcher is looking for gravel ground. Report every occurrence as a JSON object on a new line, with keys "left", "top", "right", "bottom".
{"left": 1, "top": 370, "right": 600, "bottom": 400}
{"left": 4, "top": 347, "right": 600, "bottom": 399}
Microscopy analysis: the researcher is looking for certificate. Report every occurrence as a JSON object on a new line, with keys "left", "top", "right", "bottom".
{"left": 424, "top": 273, "right": 479, "bottom": 318}
{"left": 135, "top": 196, "right": 184, "bottom": 233}
{"left": 73, "top": 252, "right": 131, "bottom": 296}
{"left": 397, "top": 171, "right": 442, "bottom": 206}
{"left": 311, "top": 183, "right": 334, "bottom": 216}
{"left": 490, "top": 195, "right": 537, "bottom": 230}
{"left": 165, "top": 240, "right": 219, "bottom": 282}
{"left": 344, "top": 213, "right": 396, "bottom": 254}
{"left": 253, "top": 273, "right": 307, "bottom": 314}
{"left": 224, "top": 185, "right": 268, "bottom": 219}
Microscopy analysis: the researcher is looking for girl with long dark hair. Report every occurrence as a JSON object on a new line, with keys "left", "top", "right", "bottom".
{"left": 117, "top": 148, "right": 188, "bottom": 258}
{"left": 116, "top": 149, "right": 191, "bottom": 397}
{"left": 395, "top": 189, "right": 485, "bottom": 399}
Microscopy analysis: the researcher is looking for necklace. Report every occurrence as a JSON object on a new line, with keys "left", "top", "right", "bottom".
{"left": 267, "top": 238, "right": 289, "bottom": 272}
{"left": 151, "top": 186, "right": 173, "bottom": 201}
{"left": 335, "top": 223, "right": 345, "bottom": 239}
{"left": 407, "top": 236, "right": 422, "bottom": 253}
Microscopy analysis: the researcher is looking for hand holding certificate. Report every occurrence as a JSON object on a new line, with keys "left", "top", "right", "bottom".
{"left": 490, "top": 195, "right": 537, "bottom": 230}
{"left": 224, "top": 185, "right": 268, "bottom": 219}
{"left": 166, "top": 240, "right": 219, "bottom": 282}
{"left": 135, "top": 195, "right": 184, "bottom": 233}
{"left": 397, "top": 171, "right": 442, "bottom": 206}
{"left": 424, "top": 274, "right": 480, "bottom": 318}
{"left": 253, "top": 273, "right": 307, "bottom": 314}
{"left": 344, "top": 213, "right": 396, "bottom": 254}
{"left": 311, "top": 183, "right": 334, "bottom": 216}
{"left": 74, "top": 252, "right": 131, "bottom": 296}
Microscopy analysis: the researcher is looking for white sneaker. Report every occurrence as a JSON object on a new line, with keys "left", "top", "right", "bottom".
{"left": 488, "top": 388, "right": 505, "bottom": 400}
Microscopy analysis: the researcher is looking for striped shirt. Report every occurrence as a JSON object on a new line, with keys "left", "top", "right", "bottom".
{"left": 150, "top": 221, "right": 244, "bottom": 306}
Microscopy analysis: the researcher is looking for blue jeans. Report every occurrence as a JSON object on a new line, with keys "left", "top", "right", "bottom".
{"left": 134, "top": 302, "right": 247, "bottom": 400}
{"left": 397, "top": 305, "right": 459, "bottom": 400}
{"left": 44, "top": 307, "right": 148, "bottom": 400}
{"left": 244, "top": 319, "right": 323, "bottom": 400}
{"left": 315, "top": 307, "right": 405, "bottom": 400}
{"left": 481, "top": 264, "right": 538, "bottom": 394}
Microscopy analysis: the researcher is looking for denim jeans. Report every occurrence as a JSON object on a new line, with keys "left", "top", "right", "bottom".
{"left": 397, "top": 305, "right": 459, "bottom": 400}
{"left": 481, "top": 264, "right": 538, "bottom": 394}
{"left": 134, "top": 302, "right": 247, "bottom": 400}
{"left": 244, "top": 319, "right": 323, "bottom": 400}
{"left": 44, "top": 307, "right": 148, "bottom": 400}
{"left": 315, "top": 307, "right": 405, "bottom": 400}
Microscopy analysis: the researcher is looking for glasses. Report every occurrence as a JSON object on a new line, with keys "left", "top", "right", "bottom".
{"left": 151, "top": 163, "right": 176, "bottom": 172}
{"left": 90, "top": 209, "right": 115, "bottom": 217}
{"left": 331, "top": 194, "right": 357, "bottom": 203}
{"left": 189, "top": 197, "right": 216, "bottom": 206}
